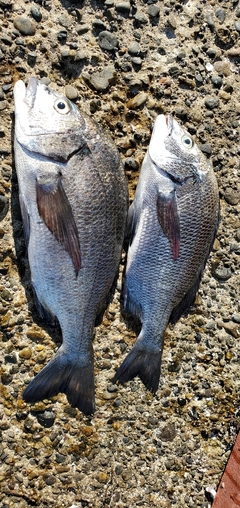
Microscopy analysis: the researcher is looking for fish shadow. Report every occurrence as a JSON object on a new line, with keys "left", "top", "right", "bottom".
{"left": 11, "top": 115, "right": 62, "bottom": 349}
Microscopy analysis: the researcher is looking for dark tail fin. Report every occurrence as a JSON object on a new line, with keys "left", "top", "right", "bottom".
{"left": 112, "top": 339, "right": 162, "bottom": 394}
{"left": 23, "top": 347, "right": 95, "bottom": 416}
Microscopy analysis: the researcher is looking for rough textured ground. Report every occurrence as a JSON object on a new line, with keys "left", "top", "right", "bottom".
{"left": 0, "top": 0, "right": 240, "bottom": 507}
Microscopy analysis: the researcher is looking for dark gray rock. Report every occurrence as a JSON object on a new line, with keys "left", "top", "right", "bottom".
{"left": 36, "top": 411, "right": 56, "bottom": 428}
{"left": 211, "top": 75, "right": 222, "bottom": 88}
{"left": 147, "top": 5, "right": 160, "bottom": 18}
{"left": 128, "top": 42, "right": 140, "bottom": 56}
{"left": 200, "top": 143, "right": 212, "bottom": 155}
{"left": 115, "top": 2, "right": 130, "bottom": 14}
{"left": 134, "top": 11, "right": 148, "bottom": 25}
{"left": 204, "top": 96, "right": 220, "bottom": 109}
{"left": 13, "top": 16, "right": 36, "bottom": 36}
{"left": 0, "top": 195, "right": 9, "bottom": 221}
{"left": 224, "top": 189, "right": 240, "bottom": 206}
{"left": 30, "top": 5, "right": 42, "bottom": 22}
{"left": 98, "top": 31, "right": 118, "bottom": 50}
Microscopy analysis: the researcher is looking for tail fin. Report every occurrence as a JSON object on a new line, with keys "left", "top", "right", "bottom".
{"left": 23, "top": 347, "right": 95, "bottom": 416}
{"left": 112, "top": 340, "right": 162, "bottom": 394}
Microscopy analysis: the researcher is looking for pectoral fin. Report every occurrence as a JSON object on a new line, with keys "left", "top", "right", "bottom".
{"left": 157, "top": 189, "right": 180, "bottom": 260}
{"left": 36, "top": 174, "right": 81, "bottom": 275}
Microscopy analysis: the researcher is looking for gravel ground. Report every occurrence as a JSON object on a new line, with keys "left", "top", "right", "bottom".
{"left": 0, "top": 0, "right": 240, "bottom": 507}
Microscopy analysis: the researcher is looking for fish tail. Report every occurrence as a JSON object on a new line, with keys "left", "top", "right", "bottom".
{"left": 23, "top": 347, "right": 95, "bottom": 415}
{"left": 112, "top": 336, "right": 162, "bottom": 394}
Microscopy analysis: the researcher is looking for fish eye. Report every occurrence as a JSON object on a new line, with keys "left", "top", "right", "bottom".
{"left": 182, "top": 135, "right": 193, "bottom": 149}
{"left": 54, "top": 99, "right": 70, "bottom": 114}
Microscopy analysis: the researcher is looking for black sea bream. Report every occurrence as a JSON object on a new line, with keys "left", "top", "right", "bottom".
{"left": 14, "top": 77, "right": 128, "bottom": 415}
{"left": 113, "top": 114, "right": 219, "bottom": 394}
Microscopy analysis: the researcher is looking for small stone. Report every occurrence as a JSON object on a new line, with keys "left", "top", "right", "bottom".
{"left": 204, "top": 96, "right": 220, "bottom": 109}
{"left": 84, "top": 66, "right": 117, "bottom": 92}
{"left": 124, "top": 157, "right": 139, "bottom": 171}
{"left": 147, "top": 5, "right": 160, "bottom": 18}
{"left": 214, "top": 60, "right": 231, "bottom": 76}
{"left": 36, "top": 410, "right": 56, "bottom": 427}
{"left": 81, "top": 426, "right": 93, "bottom": 436}
{"left": 65, "top": 84, "right": 78, "bottom": 100}
{"left": 5, "top": 353, "right": 17, "bottom": 364}
{"left": 14, "top": 16, "right": 36, "bottom": 36}
{"left": 128, "top": 42, "right": 140, "bottom": 56}
{"left": 0, "top": 195, "right": 9, "bottom": 221}
{"left": 55, "top": 452, "right": 66, "bottom": 463}
{"left": 127, "top": 91, "right": 148, "bottom": 109}
{"left": 134, "top": 11, "right": 148, "bottom": 25}
{"left": 58, "top": 14, "right": 72, "bottom": 28}
{"left": 115, "top": 2, "right": 130, "bottom": 14}
{"left": 211, "top": 75, "right": 222, "bottom": 88}
{"left": 215, "top": 8, "right": 225, "bottom": 23}
{"left": 213, "top": 266, "right": 232, "bottom": 281}
{"left": 27, "top": 51, "right": 37, "bottom": 67}
{"left": 200, "top": 143, "right": 212, "bottom": 155}
{"left": 97, "top": 472, "right": 108, "bottom": 483}
{"left": 224, "top": 189, "right": 240, "bottom": 206}
{"left": 159, "top": 423, "right": 176, "bottom": 442}
{"left": 131, "top": 56, "right": 142, "bottom": 66}
{"left": 234, "top": 21, "right": 240, "bottom": 32}
{"left": 206, "top": 12, "right": 214, "bottom": 28}
{"left": 19, "top": 347, "right": 32, "bottom": 359}
{"left": 30, "top": 6, "right": 42, "bottom": 22}
{"left": 98, "top": 31, "right": 118, "bottom": 51}
{"left": 43, "top": 474, "right": 56, "bottom": 486}
{"left": 221, "top": 321, "right": 240, "bottom": 338}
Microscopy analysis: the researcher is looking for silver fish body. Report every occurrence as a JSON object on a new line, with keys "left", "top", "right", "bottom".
{"left": 113, "top": 114, "right": 219, "bottom": 393}
{"left": 14, "top": 78, "right": 128, "bottom": 415}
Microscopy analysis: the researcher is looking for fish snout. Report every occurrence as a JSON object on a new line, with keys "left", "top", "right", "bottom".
{"left": 24, "top": 77, "right": 38, "bottom": 108}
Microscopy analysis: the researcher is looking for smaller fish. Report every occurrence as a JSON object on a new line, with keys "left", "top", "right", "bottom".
{"left": 113, "top": 114, "right": 219, "bottom": 394}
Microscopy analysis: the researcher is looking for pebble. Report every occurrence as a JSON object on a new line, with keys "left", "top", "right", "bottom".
{"left": 200, "top": 143, "right": 212, "bottom": 155}
{"left": 127, "top": 91, "right": 148, "bottom": 109}
{"left": 124, "top": 157, "right": 139, "bottom": 171}
{"left": 84, "top": 66, "right": 117, "bottom": 91}
{"left": 158, "top": 423, "right": 176, "bottom": 442}
{"left": 211, "top": 75, "right": 222, "bottom": 88}
{"left": 204, "top": 96, "right": 220, "bottom": 110}
{"left": 98, "top": 31, "right": 118, "bottom": 50}
{"left": 0, "top": 195, "right": 9, "bottom": 221}
{"left": 13, "top": 16, "right": 36, "bottom": 36}
{"left": 65, "top": 84, "right": 78, "bottom": 100}
{"left": 213, "top": 266, "right": 232, "bottom": 281}
{"left": 134, "top": 11, "right": 148, "bottom": 25}
{"left": 235, "top": 21, "right": 240, "bottom": 32}
{"left": 30, "top": 6, "right": 42, "bottom": 22}
{"left": 147, "top": 5, "right": 160, "bottom": 18}
{"left": 115, "top": 2, "right": 130, "bottom": 14}
{"left": 128, "top": 42, "right": 140, "bottom": 56}
{"left": 36, "top": 411, "right": 56, "bottom": 428}
{"left": 224, "top": 189, "right": 240, "bottom": 206}
{"left": 215, "top": 8, "right": 225, "bottom": 23}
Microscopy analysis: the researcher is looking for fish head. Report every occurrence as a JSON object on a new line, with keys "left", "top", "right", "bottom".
{"left": 149, "top": 114, "right": 211, "bottom": 183}
{"left": 14, "top": 77, "right": 87, "bottom": 161}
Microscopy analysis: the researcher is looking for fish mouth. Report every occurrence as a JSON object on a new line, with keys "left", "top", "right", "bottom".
{"left": 14, "top": 77, "right": 38, "bottom": 110}
{"left": 24, "top": 77, "right": 38, "bottom": 108}
{"left": 166, "top": 114, "right": 173, "bottom": 135}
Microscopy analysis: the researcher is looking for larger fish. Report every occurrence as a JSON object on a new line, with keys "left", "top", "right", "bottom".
{"left": 113, "top": 114, "right": 219, "bottom": 393}
{"left": 14, "top": 77, "right": 128, "bottom": 415}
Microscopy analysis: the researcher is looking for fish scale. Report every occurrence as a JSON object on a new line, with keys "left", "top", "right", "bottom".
{"left": 14, "top": 77, "right": 128, "bottom": 415}
{"left": 113, "top": 114, "right": 219, "bottom": 394}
